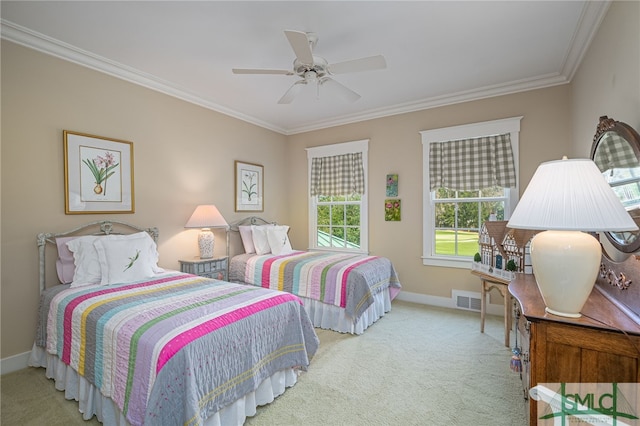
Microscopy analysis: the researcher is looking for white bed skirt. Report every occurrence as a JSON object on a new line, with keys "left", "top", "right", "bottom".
{"left": 28, "top": 345, "right": 298, "bottom": 426}
{"left": 301, "top": 287, "right": 393, "bottom": 335}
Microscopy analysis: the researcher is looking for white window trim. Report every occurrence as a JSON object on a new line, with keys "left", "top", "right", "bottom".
{"left": 306, "top": 139, "right": 369, "bottom": 253}
{"left": 420, "top": 117, "right": 522, "bottom": 269}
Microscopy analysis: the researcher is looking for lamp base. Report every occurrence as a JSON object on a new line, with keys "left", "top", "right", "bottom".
{"left": 544, "top": 307, "right": 582, "bottom": 319}
{"left": 531, "top": 230, "right": 602, "bottom": 318}
{"left": 198, "top": 229, "right": 215, "bottom": 259}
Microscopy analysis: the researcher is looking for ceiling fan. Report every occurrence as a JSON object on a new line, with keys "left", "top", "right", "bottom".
{"left": 232, "top": 30, "right": 387, "bottom": 104}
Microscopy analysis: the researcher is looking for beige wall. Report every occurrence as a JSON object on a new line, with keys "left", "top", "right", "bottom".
{"left": 286, "top": 86, "right": 572, "bottom": 300}
{"left": 1, "top": 41, "right": 289, "bottom": 358}
{"left": 2, "top": 1, "right": 639, "bottom": 364}
{"left": 570, "top": 0, "right": 640, "bottom": 156}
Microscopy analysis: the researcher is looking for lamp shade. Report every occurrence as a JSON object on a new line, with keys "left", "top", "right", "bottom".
{"left": 184, "top": 205, "right": 228, "bottom": 229}
{"left": 507, "top": 157, "right": 638, "bottom": 318}
{"left": 507, "top": 158, "right": 638, "bottom": 232}
{"left": 185, "top": 205, "right": 228, "bottom": 259}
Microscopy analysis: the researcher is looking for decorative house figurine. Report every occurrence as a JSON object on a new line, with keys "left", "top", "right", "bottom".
{"left": 473, "top": 221, "right": 538, "bottom": 280}
{"left": 502, "top": 228, "right": 538, "bottom": 274}
{"left": 474, "top": 221, "right": 513, "bottom": 280}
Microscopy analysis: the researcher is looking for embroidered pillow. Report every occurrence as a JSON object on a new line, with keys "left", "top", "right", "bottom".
{"left": 266, "top": 226, "right": 292, "bottom": 255}
{"left": 93, "top": 232, "right": 162, "bottom": 285}
{"left": 251, "top": 225, "right": 272, "bottom": 255}
{"left": 66, "top": 236, "right": 103, "bottom": 287}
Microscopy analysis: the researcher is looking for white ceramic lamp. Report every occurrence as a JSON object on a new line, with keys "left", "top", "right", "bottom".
{"left": 185, "top": 205, "right": 228, "bottom": 259}
{"left": 507, "top": 157, "right": 638, "bottom": 318}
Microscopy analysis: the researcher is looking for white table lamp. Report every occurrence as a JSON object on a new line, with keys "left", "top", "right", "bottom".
{"left": 185, "top": 205, "right": 228, "bottom": 259}
{"left": 507, "top": 157, "right": 638, "bottom": 318}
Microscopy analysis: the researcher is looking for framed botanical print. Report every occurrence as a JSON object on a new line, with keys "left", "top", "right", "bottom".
{"left": 235, "top": 160, "right": 264, "bottom": 212}
{"left": 64, "top": 130, "right": 134, "bottom": 214}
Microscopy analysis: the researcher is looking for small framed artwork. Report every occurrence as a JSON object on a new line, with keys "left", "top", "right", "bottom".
{"left": 235, "top": 160, "right": 264, "bottom": 212}
{"left": 385, "top": 199, "right": 401, "bottom": 221}
{"left": 386, "top": 174, "right": 398, "bottom": 196}
{"left": 64, "top": 130, "right": 134, "bottom": 214}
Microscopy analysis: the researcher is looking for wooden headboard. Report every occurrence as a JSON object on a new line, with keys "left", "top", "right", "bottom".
{"left": 37, "top": 220, "right": 159, "bottom": 293}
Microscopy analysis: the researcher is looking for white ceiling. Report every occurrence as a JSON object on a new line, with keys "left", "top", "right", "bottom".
{"left": 1, "top": 1, "right": 610, "bottom": 135}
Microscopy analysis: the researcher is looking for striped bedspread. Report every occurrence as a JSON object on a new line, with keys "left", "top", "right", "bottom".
{"left": 42, "top": 272, "right": 319, "bottom": 426}
{"left": 232, "top": 251, "right": 401, "bottom": 320}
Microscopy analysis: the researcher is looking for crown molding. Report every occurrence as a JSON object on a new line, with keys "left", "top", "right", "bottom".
{"left": 1, "top": 1, "right": 610, "bottom": 136}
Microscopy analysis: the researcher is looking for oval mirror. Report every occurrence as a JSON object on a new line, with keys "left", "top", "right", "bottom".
{"left": 591, "top": 116, "right": 640, "bottom": 253}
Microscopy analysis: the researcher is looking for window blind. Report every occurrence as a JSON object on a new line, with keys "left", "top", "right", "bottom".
{"left": 310, "top": 152, "right": 365, "bottom": 196}
{"left": 429, "top": 133, "right": 516, "bottom": 191}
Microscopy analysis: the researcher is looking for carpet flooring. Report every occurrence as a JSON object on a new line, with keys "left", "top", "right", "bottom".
{"left": 1, "top": 301, "right": 529, "bottom": 425}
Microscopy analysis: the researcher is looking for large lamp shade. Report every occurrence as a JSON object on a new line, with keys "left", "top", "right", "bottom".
{"left": 185, "top": 205, "right": 228, "bottom": 259}
{"left": 507, "top": 157, "right": 638, "bottom": 317}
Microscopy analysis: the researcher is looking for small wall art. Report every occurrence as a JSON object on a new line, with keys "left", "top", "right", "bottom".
{"left": 386, "top": 174, "right": 398, "bottom": 196}
{"left": 64, "top": 130, "right": 134, "bottom": 214}
{"left": 235, "top": 160, "right": 264, "bottom": 212}
{"left": 385, "top": 199, "right": 401, "bottom": 221}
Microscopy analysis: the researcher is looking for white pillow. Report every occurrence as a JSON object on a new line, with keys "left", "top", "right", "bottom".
{"left": 238, "top": 225, "right": 256, "bottom": 254}
{"left": 266, "top": 226, "right": 292, "bottom": 255}
{"left": 93, "top": 232, "right": 162, "bottom": 285}
{"left": 251, "top": 225, "right": 272, "bottom": 255}
{"left": 66, "top": 236, "right": 103, "bottom": 287}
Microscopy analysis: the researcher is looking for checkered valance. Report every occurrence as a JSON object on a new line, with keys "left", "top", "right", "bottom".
{"left": 310, "top": 152, "right": 365, "bottom": 196}
{"left": 429, "top": 133, "right": 516, "bottom": 191}
{"left": 593, "top": 131, "right": 639, "bottom": 173}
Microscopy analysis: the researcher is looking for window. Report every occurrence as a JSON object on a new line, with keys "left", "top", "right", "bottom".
{"left": 307, "top": 140, "right": 368, "bottom": 253}
{"left": 421, "top": 117, "right": 522, "bottom": 268}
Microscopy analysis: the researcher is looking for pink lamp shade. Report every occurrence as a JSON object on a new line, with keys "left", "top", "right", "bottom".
{"left": 185, "top": 205, "right": 228, "bottom": 259}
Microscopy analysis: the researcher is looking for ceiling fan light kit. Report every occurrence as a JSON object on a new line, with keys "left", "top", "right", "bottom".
{"left": 232, "top": 30, "right": 386, "bottom": 104}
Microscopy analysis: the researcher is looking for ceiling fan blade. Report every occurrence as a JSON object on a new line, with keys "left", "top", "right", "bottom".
{"left": 232, "top": 68, "right": 293, "bottom": 75}
{"left": 319, "top": 77, "right": 361, "bottom": 103}
{"left": 328, "top": 55, "right": 387, "bottom": 74}
{"left": 284, "top": 30, "right": 314, "bottom": 65}
{"left": 278, "top": 80, "right": 307, "bottom": 104}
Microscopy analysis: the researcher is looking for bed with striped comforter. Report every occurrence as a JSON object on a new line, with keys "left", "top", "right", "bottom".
{"left": 35, "top": 272, "right": 319, "bottom": 426}
{"left": 230, "top": 251, "right": 401, "bottom": 324}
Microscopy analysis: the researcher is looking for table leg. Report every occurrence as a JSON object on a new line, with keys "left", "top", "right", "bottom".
{"left": 501, "top": 286, "right": 511, "bottom": 347}
{"left": 480, "top": 280, "right": 487, "bottom": 333}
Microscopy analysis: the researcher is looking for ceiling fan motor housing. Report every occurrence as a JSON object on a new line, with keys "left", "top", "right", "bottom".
{"left": 294, "top": 56, "right": 328, "bottom": 80}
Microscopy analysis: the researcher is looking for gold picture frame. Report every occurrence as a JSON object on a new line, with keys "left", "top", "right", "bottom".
{"left": 64, "top": 130, "right": 134, "bottom": 214}
{"left": 235, "top": 160, "right": 264, "bottom": 212}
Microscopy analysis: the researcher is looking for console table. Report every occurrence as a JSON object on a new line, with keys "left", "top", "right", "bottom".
{"left": 509, "top": 273, "right": 640, "bottom": 424}
{"left": 471, "top": 270, "right": 512, "bottom": 347}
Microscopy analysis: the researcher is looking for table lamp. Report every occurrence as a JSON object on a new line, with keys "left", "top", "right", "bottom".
{"left": 507, "top": 157, "right": 638, "bottom": 318}
{"left": 185, "top": 205, "right": 228, "bottom": 259}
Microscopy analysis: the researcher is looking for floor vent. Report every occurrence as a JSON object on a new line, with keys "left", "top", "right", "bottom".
{"left": 453, "top": 290, "right": 483, "bottom": 312}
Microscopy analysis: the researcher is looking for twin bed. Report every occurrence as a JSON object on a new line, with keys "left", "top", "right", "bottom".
{"left": 29, "top": 221, "right": 319, "bottom": 426}
{"left": 228, "top": 217, "right": 402, "bottom": 335}
{"left": 29, "top": 218, "right": 401, "bottom": 425}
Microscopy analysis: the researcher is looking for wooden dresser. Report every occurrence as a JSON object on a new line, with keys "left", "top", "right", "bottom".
{"left": 509, "top": 273, "right": 640, "bottom": 424}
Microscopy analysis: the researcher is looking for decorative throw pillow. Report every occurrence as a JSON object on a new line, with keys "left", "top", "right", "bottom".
{"left": 55, "top": 236, "right": 77, "bottom": 284}
{"left": 93, "top": 232, "right": 162, "bottom": 285}
{"left": 266, "top": 226, "right": 292, "bottom": 255}
{"left": 66, "top": 235, "right": 103, "bottom": 287}
{"left": 251, "top": 225, "right": 273, "bottom": 255}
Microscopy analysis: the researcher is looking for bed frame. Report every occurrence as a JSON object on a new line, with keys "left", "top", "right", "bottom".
{"left": 37, "top": 220, "right": 158, "bottom": 293}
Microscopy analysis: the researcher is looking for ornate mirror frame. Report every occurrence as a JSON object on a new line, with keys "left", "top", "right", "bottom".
{"left": 591, "top": 115, "right": 640, "bottom": 253}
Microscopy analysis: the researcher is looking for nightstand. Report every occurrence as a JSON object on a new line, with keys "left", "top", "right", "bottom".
{"left": 179, "top": 256, "right": 228, "bottom": 281}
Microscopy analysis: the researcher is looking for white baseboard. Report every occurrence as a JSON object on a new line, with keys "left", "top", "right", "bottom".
{"left": 1, "top": 350, "right": 31, "bottom": 375}
{"left": 394, "top": 290, "right": 506, "bottom": 316}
